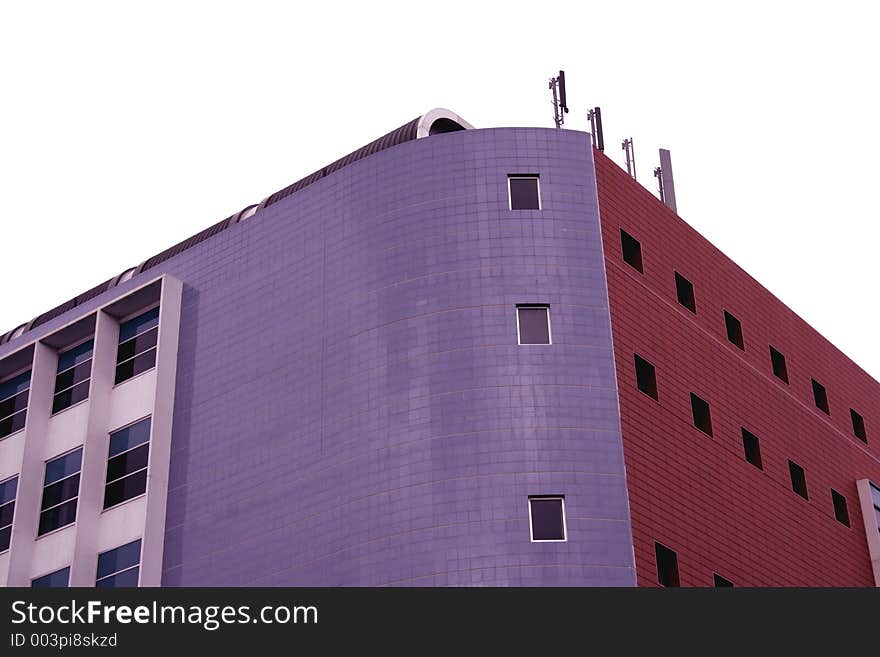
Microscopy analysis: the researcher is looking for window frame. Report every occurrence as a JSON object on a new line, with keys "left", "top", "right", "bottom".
{"left": 96, "top": 538, "right": 143, "bottom": 588}
{"left": 31, "top": 565, "right": 71, "bottom": 588}
{"left": 620, "top": 229, "right": 644, "bottom": 273}
{"left": 38, "top": 446, "right": 84, "bottom": 537}
{"left": 507, "top": 175, "right": 542, "bottom": 211}
{"left": 0, "top": 474, "right": 18, "bottom": 553}
{"left": 634, "top": 353, "right": 658, "bottom": 400}
{"left": 690, "top": 392, "right": 713, "bottom": 437}
{"left": 831, "top": 489, "right": 850, "bottom": 527}
{"left": 114, "top": 304, "right": 160, "bottom": 386}
{"left": 0, "top": 367, "right": 32, "bottom": 440}
{"left": 788, "top": 460, "right": 808, "bottom": 500}
{"left": 516, "top": 305, "right": 552, "bottom": 346}
{"left": 811, "top": 378, "right": 830, "bottom": 415}
{"left": 528, "top": 496, "right": 567, "bottom": 543}
{"left": 51, "top": 336, "right": 95, "bottom": 416}
{"left": 674, "top": 272, "right": 697, "bottom": 314}
{"left": 103, "top": 416, "right": 152, "bottom": 511}
{"left": 654, "top": 541, "right": 680, "bottom": 587}
{"left": 741, "top": 428, "right": 763, "bottom": 470}
{"left": 850, "top": 409, "right": 867, "bottom": 443}
{"left": 769, "top": 346, "right": 789, "bottom": 384}
{"left": 724, "top": 310, "right": 744, "bottom": 350}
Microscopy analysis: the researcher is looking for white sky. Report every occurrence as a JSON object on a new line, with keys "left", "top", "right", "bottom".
{"left": 1, "top": 1, "right": 878, "bottom": 380}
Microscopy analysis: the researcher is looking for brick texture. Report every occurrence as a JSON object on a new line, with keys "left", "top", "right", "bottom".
{"left": 595, "top": 149, "right": 880, "bottom": 586}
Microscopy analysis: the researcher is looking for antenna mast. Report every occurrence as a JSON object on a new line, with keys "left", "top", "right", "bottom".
{"left": 655, "top": 149, "right": 678, "bottom": 213}
{"left": 549, "top": 70, "right": 569, "bottom": 128}
{"left": 587, "top": 107, "right": 604, "bottom": 151}
{"left": 622, "top": 138, "right": 636, "bottom": 180}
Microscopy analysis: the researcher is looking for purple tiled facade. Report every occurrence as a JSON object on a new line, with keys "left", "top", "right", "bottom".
{"left": 3, "top": 127, "right": 637, "bottom": 586}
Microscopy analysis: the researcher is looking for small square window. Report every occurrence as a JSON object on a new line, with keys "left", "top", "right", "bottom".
{"left": 742, "top": 428, "right": 763, "bottom": 470}
{"left": 789, "top": 460, "right": 808, "bottom": 500}
{"left": 724, "top": 311, "right": 744, "bottom": 350}
{"left": 620, "top": 229, "right": 643, "bottom": 273}
{"left": 634, "top": 354, "right": 658, "bottom": 400}
{"left": 850, "top": 409, "right": 867, "bottom": 443}
{"left": 517, "top": 305, "right": 551, "bottom": 345}
{"left": 508, "top": 175, "right": 541, "bottom": 210}
{"left": 831, "top": 489, "right": 850, "bottom": 527}
{"left": 655, "top": 542, "right": 680, "bottom": 587}
{"left": 713, "top": 573, "right": 734, "bottom": 587}
{"left": 770, "top": 346, "right": 788, "bottom": 384}
{"left": 690, "top": 393, "right": 713, "bottom": 437}
{"left": 674, "top": 272, "right": 696, "bottom": 313}
{"left": 811, "top": 379, "right": 829, "bottom": 415}
{"left": 529, "top": 496, "right": 566, "bottom": 542}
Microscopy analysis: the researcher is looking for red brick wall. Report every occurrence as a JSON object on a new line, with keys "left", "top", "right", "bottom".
{"left": 595, "top": 149, "right": 880, "bottom": 586}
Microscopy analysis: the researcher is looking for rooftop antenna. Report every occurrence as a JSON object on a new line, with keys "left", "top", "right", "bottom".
{"left": 587, "top": 107, "right": 604, "bottom": 151}
{"left": 654, "top": 148, "right": 678, "bottom": 213}
{"left": 622, "top": 138, "right": 636, "bottom": 180}
{"left": 549, "top": 70, "right": 569, "bottom": 128}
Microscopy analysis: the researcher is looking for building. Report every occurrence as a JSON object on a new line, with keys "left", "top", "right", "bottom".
{"left": 0, "top": 109, "right": 878, "bottom": 587}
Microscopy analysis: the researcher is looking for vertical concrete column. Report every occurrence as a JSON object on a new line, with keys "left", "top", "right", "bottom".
{"left": 6, "top": 342, "right": 58, "bottom": 586}
{"left": 856, "top": 479, "right": 880, "bottom": 587}
{"left": 69, "top": 310, "right": 119, "bottom": 586}
{"left": 140, "top": 276, "right": 182, "bottom": 586}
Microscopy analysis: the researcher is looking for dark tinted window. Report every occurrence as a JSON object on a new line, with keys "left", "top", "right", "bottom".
{"left": 655, "top": 542, "right": 680, "bottom": 587}
{"left": 742, "top": 428, "right": 763, "bottom": 469}
{"left": 674, "top": 272, "right": 696, "bottom": 313}
{"left": 0, "top": 370, "right": 30, "bottom": 439}
{"left": 116, "top": 308, "right": 160, "bottom": 385}
{"left": 104, "top": 418, "right": 151, "bottom": 509}
{"left": 39, "top": 448, "right": 83, "bottom": 535}
{"left": 724, "top": 311, "right": 744, "bottom": 350}
{"left": 691, "top": 393, "right": 713, "bottom": 437}
{"left": 96, "top": 539, "right": 141, "bottom": 587}
{"left": 811, "top": 379, "right": 829, "bottom": 414}
{"left": 831, "top": 489, "right": 850, "bottom": 527}
{"left": 789, "top": 460, "right": 808, "bottom": 500}
{"left": 620, "top": 230, "right": 643, "bottom": 273}
{"left": 53, "top": 340, "right": 93, "bottom": 414}
{"left": 31, "top": 566, "right": 70, "bottom": 588}
{"left": 529, "top": 497, "right": 565, "bottom": 541}
{"left": 0, "top": 475, "right": 17, "bottom": 552}
{"left": 517, "top": 306, "right": 551, "bottom": 345}
{"left": 850, "top": 409, "right": 867, "bottom": 443}
{"left": 634, "top": 354, "right": 658, "bottom": 400}
{"left": 770, "top": 346, "right": 788, "bottom": 383}
{"left": 508, "top": 176, "right": 540, "bottom": 210}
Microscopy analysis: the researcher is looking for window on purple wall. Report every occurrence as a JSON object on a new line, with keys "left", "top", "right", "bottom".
{"left": 517, "top": 305, "right": 551, "bottom": 345}
{"left": 508, "top": 175, "right": 541, "bottom": 210}
{"left": 529, "top": 496, "right": 566, "bottom": 542}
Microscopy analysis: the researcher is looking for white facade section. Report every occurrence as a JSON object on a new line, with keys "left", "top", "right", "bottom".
{"left": 0, "top": 275, "right": 181, "bottom": 587}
